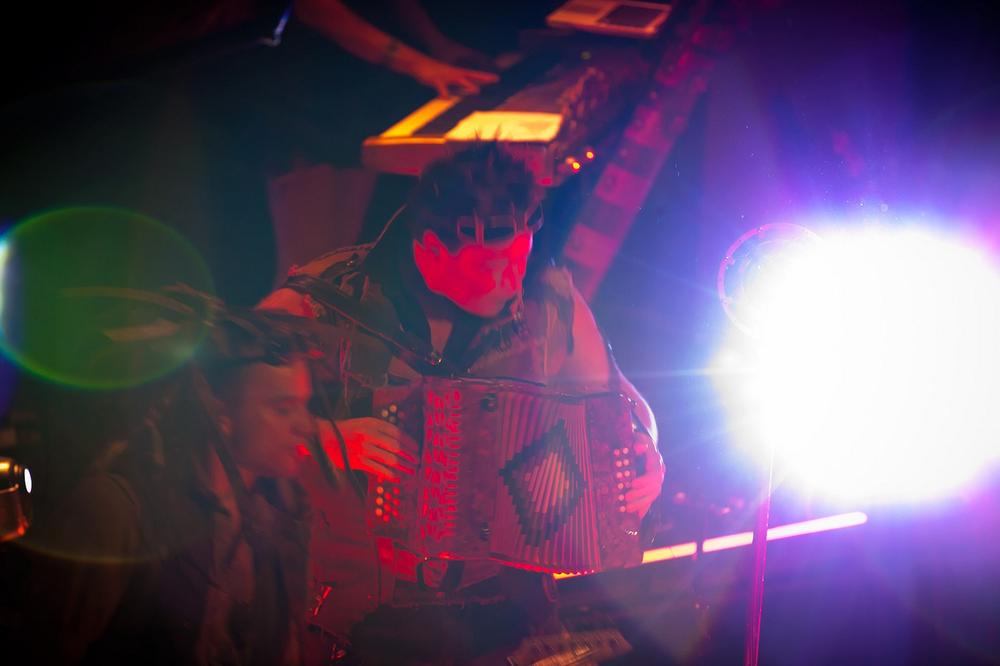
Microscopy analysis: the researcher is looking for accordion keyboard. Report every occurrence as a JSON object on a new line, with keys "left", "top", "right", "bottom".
{"left": 370, "top": 378, "right": 643, "bottom": 574}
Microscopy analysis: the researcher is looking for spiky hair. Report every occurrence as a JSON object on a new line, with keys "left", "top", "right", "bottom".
{"left": 403, "top": 144, "right": 542, "bottom": 245}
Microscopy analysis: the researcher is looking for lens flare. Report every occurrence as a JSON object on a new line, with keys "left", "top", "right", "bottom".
{"left": 715, "top": 224, "right": 1000, "bottom": 504}
{"left": 717, "top": 223, "right": 825, "bottom": 337}
{"left": 0, "top": 207, "right": 214, "bottom": 389}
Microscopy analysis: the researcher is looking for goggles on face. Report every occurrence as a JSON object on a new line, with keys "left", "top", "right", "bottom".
{"left": 454, "top": 203, "right": 543, "bottom": 246}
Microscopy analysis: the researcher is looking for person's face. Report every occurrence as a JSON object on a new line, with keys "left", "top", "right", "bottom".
{"left": 412, "top": 229, "right": 534, "bottom": 317}
{"left": 225, "top": 358, "right": 314, "bottom": 478}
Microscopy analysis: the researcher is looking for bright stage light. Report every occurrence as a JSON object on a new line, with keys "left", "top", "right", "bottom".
{"left": 715, "top": 223, "right": 1000, "bottom": 504}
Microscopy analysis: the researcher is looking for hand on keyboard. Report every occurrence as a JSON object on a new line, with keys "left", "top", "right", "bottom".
{"left": 408, "top": 57, "right": 499, "bottom": 97}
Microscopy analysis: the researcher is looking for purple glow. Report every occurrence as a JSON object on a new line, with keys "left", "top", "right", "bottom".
{"left": 556, "top": 512, "right": 868, "bottom": 577}
{"left": 713, "top": 224, "right": 1000, "bottom": 504}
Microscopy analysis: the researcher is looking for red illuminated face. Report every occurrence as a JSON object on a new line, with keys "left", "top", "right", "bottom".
{"left": 412, "top": 230, "right": 534, "bottom": 317}
{"left": 226, "top": 359, "right": 314, "bottom": 478}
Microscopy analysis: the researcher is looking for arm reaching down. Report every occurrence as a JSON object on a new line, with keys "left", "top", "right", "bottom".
{"left": 555, "top": 285, "right": 665, "bottom": 518}
{"left": 294, "top": 0, "right": 498, "bottom": 97}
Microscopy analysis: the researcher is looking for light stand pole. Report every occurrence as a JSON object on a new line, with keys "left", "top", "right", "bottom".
{"left": 743, "top": 442, "right": 775, "bottom": 666}
{"left": 717, "top": 223, "right": 822, "bottom": 666}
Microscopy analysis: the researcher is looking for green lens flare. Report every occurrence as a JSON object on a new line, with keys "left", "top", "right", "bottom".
{"left": 0, "top": 207, "right": 215, "bottom": 389}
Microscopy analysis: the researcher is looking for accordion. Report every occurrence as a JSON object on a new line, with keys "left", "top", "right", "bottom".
{"left": 369, "top": 377, "right": 644, "bottom": 575}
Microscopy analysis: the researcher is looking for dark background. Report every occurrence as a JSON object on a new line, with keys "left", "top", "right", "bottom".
{"left": 3, "top": 1, "right": 1000, "bottom": 663}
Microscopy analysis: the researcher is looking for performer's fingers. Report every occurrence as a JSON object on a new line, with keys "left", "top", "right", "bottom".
{"left": 434, "top": 80, "right": 451, "bottom": 98}
{"left": 626, "top": 500, "right": 653, "bottom": 515}
{"left": 625, "top": 488, "right": 659, "bottom": 514}
{"left": 628, "top": 472, "right": 656, "bottom": 489}
{"left": 371, "top": 423, "right": 420, "bottom": 462}
{"left": 367, "top": 440, "right": 416, "bottom": 469}
{"left": 365, "top": 443, "right": 417, "bottom": 474}
{"left": 625, "top": 476, "right": 661, "bottom": 505}
{"left": 370, "top": 436, "right": 419, "bottom": 464}
{"left": 371, "top": 418, "right": 410, "bottom": 442}
{"left": 453, "top": 77, "right": 480, "bottom": 95}
{"left": 365, "top": 460, "right": 399, "bottom": 482}
{"left": 464, "top": 69, "right": 499, "bottom": 83}
{"left": 624, "top": 479, "right": 653, "bottom": 501}
{"left": 624, "top": 487, "right": 657, "bottom": 507}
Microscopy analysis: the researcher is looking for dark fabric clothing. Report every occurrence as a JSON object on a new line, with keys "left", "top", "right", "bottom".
{"left": 17, "top": 439, "right": 311, "bottom": 665}
{"left": 280, "top": 234, "right": 578, "bottom": 662}
{"left": 349, "top": 569, "right": 557, "bottom": 665}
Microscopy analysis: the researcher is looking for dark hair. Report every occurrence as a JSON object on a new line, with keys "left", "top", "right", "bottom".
{"left": 98, "top": 291, "right": 321, "bottom": 472}
{"left": 140, "top": 307, "right": 322, "bottom": 504}
{"left": 402, "top": 144, "right": 543, "bottom": 247}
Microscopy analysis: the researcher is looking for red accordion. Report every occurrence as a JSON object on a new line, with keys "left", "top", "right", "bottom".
{"left": 369, "top": 377, "right": 644, "bottom": 574}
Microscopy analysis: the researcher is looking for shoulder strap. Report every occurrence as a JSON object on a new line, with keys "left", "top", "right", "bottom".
{"left": 284, "top": 274, "right": 458, "bottom": 376}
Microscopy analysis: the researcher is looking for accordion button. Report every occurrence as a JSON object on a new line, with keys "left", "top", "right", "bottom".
{"left": 375, "top": 508, "right": 383, "bottom": 517}
{"left": 615, "top": 461, "right": 622, "bottom": 468}
{"left": 393, "top": 487, "right": 400, "bottom": 494}
{"left": 380, "top": 409, "right": 389, "bottom": 418}
{"left": 616, "top": 472, "right": 623, "bottom": 479}
{"left": 383, "top": 515, "right": 391, "bottom": 522}
{"left": 619, "top": 506, "right": 627, "bottom": 513}
{"left": 376, "top": 486, "right": 384, "bottom": 494}
{"left": 376, "top": 497, "right": 383, "bottom": 505}
{"left": 389, "top": 404, "right": 398, "bottom": 413}
{"left": 614, "top": 449, "right": 621, "bottom": 456}
{"left": 617, "top": 483, "right": 624, "bottom": 490}
{"left": 623, "top": 459, "right": 630, "bottom": 466}
{"left": 618, "top": 494, "right": 625, "bottom": 501}
{"left": 624, "top": 471, "right": 631, "bottom": 477}
{"left": 623, "top": 447, "right": 630, "bottom": 455}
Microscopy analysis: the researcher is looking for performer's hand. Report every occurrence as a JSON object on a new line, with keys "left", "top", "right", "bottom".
{"left": 408, "top": 56, "right": 498, "bottom": 97}
{"left": 318, "top": 418, "right": 419, "bottom": 481}
{"left": 626, "top": 433, "right": 665, "bottom": 518}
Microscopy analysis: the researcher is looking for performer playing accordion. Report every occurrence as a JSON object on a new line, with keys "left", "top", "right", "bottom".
{"left": 260, "top": 145, "right": 665, "bottom": 664}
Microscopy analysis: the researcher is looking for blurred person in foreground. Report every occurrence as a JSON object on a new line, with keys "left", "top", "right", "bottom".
{"left": 17, "top": 292, "right": 326, "bottom": 664}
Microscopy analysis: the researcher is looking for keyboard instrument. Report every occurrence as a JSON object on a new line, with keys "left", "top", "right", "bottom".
{"left": 362, "top": 40, "right": 651, "bottom": 186}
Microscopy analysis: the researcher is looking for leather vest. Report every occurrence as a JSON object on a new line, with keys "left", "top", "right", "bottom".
{"left": 283, "top": 243, "right": 577, "bottom": 639}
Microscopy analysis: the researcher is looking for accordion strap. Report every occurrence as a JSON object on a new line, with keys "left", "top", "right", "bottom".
{"left": 285, "top": 274, "right": 458, "bottom": 376}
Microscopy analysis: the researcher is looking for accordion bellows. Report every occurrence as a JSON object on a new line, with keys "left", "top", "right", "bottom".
{"left": 371, "top": 377, "right": 644, "bottom": 574}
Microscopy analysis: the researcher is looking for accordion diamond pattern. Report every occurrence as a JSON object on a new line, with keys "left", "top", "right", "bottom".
{"left": 499, "top": 419, "right": 586, "bottom": 547}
